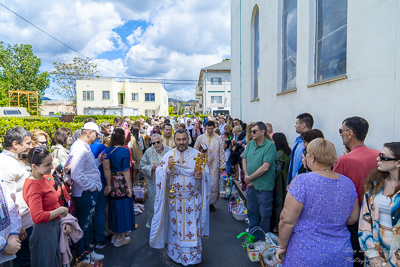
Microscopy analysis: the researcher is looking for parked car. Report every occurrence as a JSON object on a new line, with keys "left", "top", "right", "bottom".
{"left": 0, "top": 107, "right": 30, "bottom": 117}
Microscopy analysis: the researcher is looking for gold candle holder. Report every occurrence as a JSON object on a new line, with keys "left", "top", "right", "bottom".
{"left": 194, "top": 153, "right": 207, "bottom": 173}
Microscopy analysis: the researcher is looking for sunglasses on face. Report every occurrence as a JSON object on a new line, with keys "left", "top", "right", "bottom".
{"left": 152, "top": 141, "right": 161, "bottom": 145}
{"left": 379, "top": 153, "right": 398, "bottom": 161}
{"left": 339, "top": 128, "right": 350, "bottom": 134}
{"left": 251, "top": 130, "right": 261, "bottom": 134}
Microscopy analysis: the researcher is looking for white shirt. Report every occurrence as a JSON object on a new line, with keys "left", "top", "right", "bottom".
{"left": 186, "top": 124, "right": 194, "bottom": 131}
{"left": 0, "top": 182, "right": 21, "bottom": 263}
{"left": 69, "top": 139, "right": 102, "bottom": 197}
{"left": 146, "top": 126, "right": 153, "bottom": 136}
{"left": 379, "top": 194, "right": 392, "bottom": 228}
{"left": 0, "top": 150, "right": 33, "bottom": 229}
{"left": 219, "top": 123, "right": 226, "bottom": 135}
{"left": 139, "top": 134, "right": 145, "bottom": 150}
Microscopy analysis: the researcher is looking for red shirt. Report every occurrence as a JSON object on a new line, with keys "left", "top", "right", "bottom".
{"left": 23, "top": 178, "right": 61, "bottom": 224}
{"left": 333, "top": 145, "right": 380, "bottom": 207}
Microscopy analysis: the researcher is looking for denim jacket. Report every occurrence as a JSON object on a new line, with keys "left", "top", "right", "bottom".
{"left": 359, "top": 188, "right": 400, "bottom": 266}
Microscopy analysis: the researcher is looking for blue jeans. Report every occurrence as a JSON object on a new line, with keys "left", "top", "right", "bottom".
{"left": 72, "top": 190, "right": 98, "bottom": 260}
{"left": 246, "top": 187, "right": 273, "bottom": 240}
{"left": 226, "top": 160, "right": 231, "bottom": 175}
{"left": 13, "top": 226, "right": 33, "bottom": 267}
{"left": 88, "top": 183, "right": 108, "bottom": 243}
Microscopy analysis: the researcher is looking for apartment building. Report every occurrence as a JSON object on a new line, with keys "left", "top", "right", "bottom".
{"left": 195, "top": 60, "right": 231, "bottom": 114}
{"left": 76, "top": 79, "right": 169, "bottom": 116}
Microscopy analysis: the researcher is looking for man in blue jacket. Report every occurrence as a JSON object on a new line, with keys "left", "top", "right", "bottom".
{"left": 287, "top": 113, "right": 313, "bottom": 185}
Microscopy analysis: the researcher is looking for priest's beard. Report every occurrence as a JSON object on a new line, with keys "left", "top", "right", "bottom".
{"left": 177, "top": 143, "right": 188, "bottom": 152}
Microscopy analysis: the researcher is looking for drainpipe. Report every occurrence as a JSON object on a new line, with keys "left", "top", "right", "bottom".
{"left": 205, "top": 70, "right": 207, "bottom": 115}
{"left": 239, "top": 0, "right": 242, "bottom": 119}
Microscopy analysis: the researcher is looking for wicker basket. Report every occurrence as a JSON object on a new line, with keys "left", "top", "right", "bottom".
{"left": 259, "top": 246, "right": 281, "bottom": 267}
{"left": 232, "top": 207, "right": 247, "bottom": 220}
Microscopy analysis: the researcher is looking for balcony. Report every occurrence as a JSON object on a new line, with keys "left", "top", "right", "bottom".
{"left": 195, "top": 86, "right": 203, "bottom": 96}
{"left": 195, "top": 95, "right": 203, "bottom": 104}
{"left": 196, "top": 103, "right": 203, "bottom": 113}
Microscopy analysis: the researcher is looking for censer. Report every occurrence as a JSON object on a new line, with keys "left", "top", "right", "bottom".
{"left": 169, "top": 156, "right": 177, "bottom": 204}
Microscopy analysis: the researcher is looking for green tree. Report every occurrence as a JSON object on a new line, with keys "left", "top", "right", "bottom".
{"left": 178, "top": 100, "right": 186, "bottom": 115}
{"left": 168, "top": 106, "right": 174, "bottom": 115}
{"left": 0, "top": 42, "right": 50, "bottom": 107}
{"left": 51, "top": 57, "right": 99, "bottom": 114}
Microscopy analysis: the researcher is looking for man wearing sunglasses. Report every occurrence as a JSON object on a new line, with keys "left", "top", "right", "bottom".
{"left": 139, "top": 134, "right": 172, "bottom": 228}
{"left": 69, "top": 122, "right": 106, "bottom": 263}
{"left": 242, "top": 121, "right": 276, "bottom": 242}
{"left": 333, "top": 116, "right": 380, "bottom": 267}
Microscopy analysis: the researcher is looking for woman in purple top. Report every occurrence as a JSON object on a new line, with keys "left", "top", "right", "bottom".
{"left": 276, "top": 138, "right": 360, "bottom": 266}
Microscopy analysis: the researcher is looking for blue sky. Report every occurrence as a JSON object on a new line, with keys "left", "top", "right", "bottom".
{"left": 0, "top": 0, "right": 231, "bottom": 100}
{"left": 100, "top": 20, "right": 149, "bottom": 61}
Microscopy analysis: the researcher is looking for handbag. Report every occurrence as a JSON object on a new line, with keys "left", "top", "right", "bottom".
{"left": 109, "top": 147, "right": 129, "bottom": 198}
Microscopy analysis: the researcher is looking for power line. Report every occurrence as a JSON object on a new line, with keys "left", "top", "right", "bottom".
{"left": 47, "top": 73, "right": 198, "bottom": 83}
{"left": 0, "top": 3, "right": 127, "bottom": 77}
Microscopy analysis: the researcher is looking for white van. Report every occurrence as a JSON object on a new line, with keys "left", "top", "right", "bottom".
{"left": 0, "top": 107, "right": 31, "bottom": 117}
{"left": 210, "top": 107, "right": 230, "bottom": 116}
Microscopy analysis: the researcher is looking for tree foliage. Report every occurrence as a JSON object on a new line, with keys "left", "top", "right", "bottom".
{"left": 0, "top": 42, "right": 50, "bottom": 107}
{"left": 51, "top": 57, "right": 99, "bottom": 113}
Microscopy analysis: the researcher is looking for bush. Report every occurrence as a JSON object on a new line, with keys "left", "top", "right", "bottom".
{"left": 73, "top": 115, "right": 148, "bottom": 123}
{"left": 0, "top": 116, "right": 60, "bottom": 123}
{"left": 0, "top": 117, "right": 83, "bottom": 146}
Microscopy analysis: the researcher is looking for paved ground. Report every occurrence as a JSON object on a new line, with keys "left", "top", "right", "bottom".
{"left": 97, "top": 198, "right": 260, "bottom": 267}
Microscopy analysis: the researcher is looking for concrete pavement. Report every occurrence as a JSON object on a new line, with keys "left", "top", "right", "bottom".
{"left": 97, "top": 198, "right": 260, "bottom": 267}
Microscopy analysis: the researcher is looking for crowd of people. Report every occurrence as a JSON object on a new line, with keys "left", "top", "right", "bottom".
{"left": 0, "top": 112, "right": 398, "bottom": 267}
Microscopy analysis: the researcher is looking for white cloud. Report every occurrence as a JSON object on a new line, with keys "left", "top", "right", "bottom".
{"left": 96, "top": 0, "right": 164, "bottom": 21}
{"left": 168, "top": 88, "right": 196, "bottom": 101}
{"left": 0, "top": 0, "right": 125, "bottom": 59}
{"left": 126, "top": 26, "right": 144, "bottom": 46}
{"left": 124, "top": 0, "right": 231, "bottom": 82}
{"left": 0, "top": 0, "right": 231, "bottom": 101}
{"left": 93, "top": 58, "right": 127, "bottom": 78}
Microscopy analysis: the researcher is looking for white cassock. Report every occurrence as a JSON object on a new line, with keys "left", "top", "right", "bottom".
{"left": 139, "top": 145, "right": 172, "bottom": 226}
{"left": 149, "top": 147, "right": 210, "bottom": 266}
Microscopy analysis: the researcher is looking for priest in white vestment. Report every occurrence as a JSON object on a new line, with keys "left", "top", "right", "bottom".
{"left": 139, "top": 134, "right": 171, "bottom": 228}
{"left": 194, "top": 121, "right": 225, "bottom": 212}
{"left": 149, "top": 130, "right": 210, "bottom": 266}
